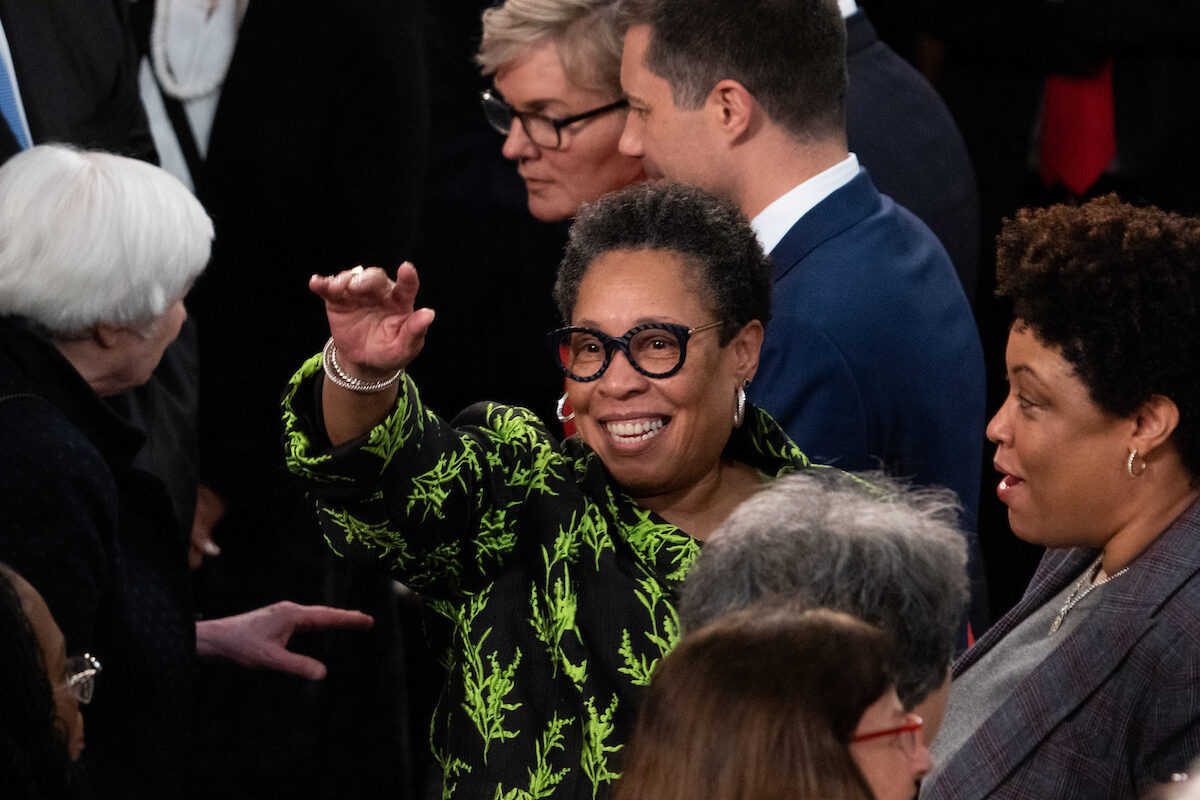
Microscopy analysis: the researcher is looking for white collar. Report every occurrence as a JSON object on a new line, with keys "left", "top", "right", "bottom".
{"left": 838, "top": 0, "right": 859, "bottom": 18}
{"left": 750, "top": 153, "right": 859, "bottom": 254}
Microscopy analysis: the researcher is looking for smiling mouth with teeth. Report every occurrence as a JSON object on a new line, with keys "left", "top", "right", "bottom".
{"left": 606, "top": 419, "right": 664, "bottom": 441}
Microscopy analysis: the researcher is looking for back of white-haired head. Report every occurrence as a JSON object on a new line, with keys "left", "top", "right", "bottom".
{"left": 680, "top": 469, "right": 969, "bottom": 708}
{"left": 0, "top": 144, "right": 213, "bottom": 333}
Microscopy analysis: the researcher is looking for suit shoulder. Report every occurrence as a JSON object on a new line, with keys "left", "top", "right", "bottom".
{"left": 0, "top": 395, "right": 115, "bottom": 498}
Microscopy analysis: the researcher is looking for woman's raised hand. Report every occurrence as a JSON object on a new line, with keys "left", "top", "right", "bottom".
{"left": 309, "top": 263, "right": 435, "bottom": 377}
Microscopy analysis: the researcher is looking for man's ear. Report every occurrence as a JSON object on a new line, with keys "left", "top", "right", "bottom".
{"left": 707, "top": 79, "right": 756, "bottom": 142}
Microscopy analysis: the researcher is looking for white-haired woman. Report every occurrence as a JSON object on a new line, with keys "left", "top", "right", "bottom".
{"left": 0, "top": 145, "right": 372, "bottom": 798}
{"left": 477, "top": 0, "right": 645, "bottom": 222}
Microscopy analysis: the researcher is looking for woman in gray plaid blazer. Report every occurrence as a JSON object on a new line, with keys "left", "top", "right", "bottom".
{"left": 922, "top": 196, "right": 1200, "bottom": 800}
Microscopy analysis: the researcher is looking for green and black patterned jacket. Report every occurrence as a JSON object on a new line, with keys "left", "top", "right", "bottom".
{"left": 283, "top": 355, "right": 811, "bottom": 800}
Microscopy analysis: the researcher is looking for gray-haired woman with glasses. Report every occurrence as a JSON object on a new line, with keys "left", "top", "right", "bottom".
{"left": 476, "top": 0, "right": 645, "bottom": 223}
{"left": 285, "top": 182, "right": 817, "bottom": 800}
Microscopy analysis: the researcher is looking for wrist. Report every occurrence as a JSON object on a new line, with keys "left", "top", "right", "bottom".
{"left": 195, "top": 618, "right": 229, "bottom": 662}
{"left": 322, "top": 337, "right": 404, "bottom": 393}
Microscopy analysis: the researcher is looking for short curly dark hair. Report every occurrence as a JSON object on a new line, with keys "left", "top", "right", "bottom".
{"left": 995, "top": 194, "right": 1200, "bottom": 478}
{"left": 554, "top": 181, "right": 772, "bottom": 344}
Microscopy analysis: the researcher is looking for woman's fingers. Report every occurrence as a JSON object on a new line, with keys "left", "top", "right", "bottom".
{"left": 309, "top": 263, "right": 434, "bottom": 373}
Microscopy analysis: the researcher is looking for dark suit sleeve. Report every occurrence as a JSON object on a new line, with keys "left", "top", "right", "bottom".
{"left": 0, "top": 0, "right": 156, "bottom": 162}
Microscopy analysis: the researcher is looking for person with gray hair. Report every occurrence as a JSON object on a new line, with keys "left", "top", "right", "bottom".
{"left": 679, "top": 470, "right": 969, "bottom": 737}
{"left": 0, "top": 144, "right": 374, "bottom": 799}
{"left": 476, "top": 0, "right": 644, "bottom": 223}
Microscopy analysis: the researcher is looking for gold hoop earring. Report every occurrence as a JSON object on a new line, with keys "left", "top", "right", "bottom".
{"left": 1127, "top": 448, "right": 1147, "bottom": 477}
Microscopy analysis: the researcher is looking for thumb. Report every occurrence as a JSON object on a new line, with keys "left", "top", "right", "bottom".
{"left": 265, "top": 646, "right": 328, "bottom": 680}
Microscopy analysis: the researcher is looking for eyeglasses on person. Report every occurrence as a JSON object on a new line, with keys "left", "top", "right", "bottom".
{"left": 850, "top": 714, "right": 924, "bottom": 757}
{"left": 481, "top": 88, "right": 629, "bottom": 150}
{"left": 548, "top": 321, "right": 724, "bottom": 382}
{"left": 62, "top": 653, "right": 102, "bottom": 704}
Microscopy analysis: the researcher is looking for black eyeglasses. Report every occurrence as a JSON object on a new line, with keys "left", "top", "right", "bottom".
{"left": 62, "top": 653, "right": 102, "bottom": 704}
{"left": 481, "top": 88, "right": 629, "bottom": 150}
{"left": 548, "top": 321, "right": 723, "bottom": 382}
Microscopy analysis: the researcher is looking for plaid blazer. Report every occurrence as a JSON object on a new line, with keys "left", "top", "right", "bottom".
{"left": 923, "top": 498, "right": 1200, "bottom": 800}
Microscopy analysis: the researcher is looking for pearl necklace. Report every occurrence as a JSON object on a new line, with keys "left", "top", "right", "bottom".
{"left": 1049, "top": 555, "right": 1130, "bottom": 634}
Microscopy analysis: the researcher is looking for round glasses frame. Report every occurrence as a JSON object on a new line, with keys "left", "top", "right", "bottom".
{"left": 548, "top": 321, "right": 724, "bottom": 382}
{"left": 481, "top": 88, "right": 629, "bottom": 151}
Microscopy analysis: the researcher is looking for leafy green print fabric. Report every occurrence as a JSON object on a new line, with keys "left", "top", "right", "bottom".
{"left": 283, "top": 355, "right": 809, "bottom": 799}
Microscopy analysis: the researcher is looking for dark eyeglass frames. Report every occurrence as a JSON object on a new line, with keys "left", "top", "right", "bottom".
{"left": 481, "top": 88, "right": 629, "bottom": 150}
{"left": 62, "top": 653, "right": 102, "bottom": 704}
{"left": 548, "top": 321, "right": 724, "bottom": 382}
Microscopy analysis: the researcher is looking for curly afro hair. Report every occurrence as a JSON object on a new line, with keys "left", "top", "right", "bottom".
{"left": 995, "top": 194, "right": 1200, "bottom": 478}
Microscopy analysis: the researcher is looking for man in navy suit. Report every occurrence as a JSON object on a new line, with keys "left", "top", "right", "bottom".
{"left": 618, "top": 0, "right": 988, "bottom": 636}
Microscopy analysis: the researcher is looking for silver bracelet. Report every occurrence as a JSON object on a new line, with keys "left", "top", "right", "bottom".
{"left": 321, "top": 337, "right": 403, "bottom": 394}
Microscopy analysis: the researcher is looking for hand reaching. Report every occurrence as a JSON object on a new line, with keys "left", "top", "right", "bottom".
{"left": 195, "top": 601, "right": 375, "bottom": 680}
{"left": 309, "top": 262, "right": 436, "bottom": 378}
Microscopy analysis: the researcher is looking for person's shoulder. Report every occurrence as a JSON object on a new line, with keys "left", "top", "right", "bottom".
{"left": 450, "top": 401, "right": 565, "bottom": 459}
{"left": 0, "top": 394, "right": 114, "bottom": 493}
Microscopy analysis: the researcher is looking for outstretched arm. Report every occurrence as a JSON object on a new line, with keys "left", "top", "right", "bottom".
{"left": 310, "top": 263, "right": 435, "bottom": 444}
{"left": 195, "top": 602, "right": 374, "bottom": 680}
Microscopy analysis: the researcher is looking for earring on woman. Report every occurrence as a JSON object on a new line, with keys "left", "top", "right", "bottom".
{"left": 1127, "top": 448, "right": 1147, "bottom": 477}
{"left": 556, "top": 393, "right": 574, "bottom": 423}
{"left": 733, "top": 380, "right": 748, "bottom": 428}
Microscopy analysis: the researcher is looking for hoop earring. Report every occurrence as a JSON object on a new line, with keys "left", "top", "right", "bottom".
{"left": 1127, "top": 448, "right": 1147, "bottom": 477}
{"left": 733, "top": 385, "right": 746, "bottom": 428}
{"left": 556, "top": 393, "right": 574, "bottom": 423}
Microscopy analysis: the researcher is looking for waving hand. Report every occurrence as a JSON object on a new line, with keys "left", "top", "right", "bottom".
{"left": 309, "top": 263, "right": 435, "bottom": 377}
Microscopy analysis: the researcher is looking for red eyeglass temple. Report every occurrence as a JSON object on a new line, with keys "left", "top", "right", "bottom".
{"left": 850, "top": 717, "right": 923, "bottom": 744}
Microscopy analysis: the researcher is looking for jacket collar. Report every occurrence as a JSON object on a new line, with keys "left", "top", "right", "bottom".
{"left": 768, "top": 168, "right": 882, "bottom": 281}
{"left": 0, "top": 314, "right": 145, "bottom": 467}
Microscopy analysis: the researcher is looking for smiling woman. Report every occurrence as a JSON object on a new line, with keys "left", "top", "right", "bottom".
{"left": 283, "top": 182, "right": 810, "bottom": 800}
{"left": 476, "top": 0, "right": 645, "bottom": 222}
{"left": 923, "top": 196, "right": 1200, "bottom": 800}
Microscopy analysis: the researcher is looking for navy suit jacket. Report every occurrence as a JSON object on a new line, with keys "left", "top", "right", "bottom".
{"left": 845, "top": 10, "right": 979, "bottom": 302}
{"left": 923, "top": 498, "right": 1200, "bottom": 799}
{"left": 747, "top": 169, "right": 986, "bottom": 628}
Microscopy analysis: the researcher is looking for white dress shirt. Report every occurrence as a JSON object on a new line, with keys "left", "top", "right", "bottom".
{"left": 750, "top": 153, "right": 859, "bottom": 254}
